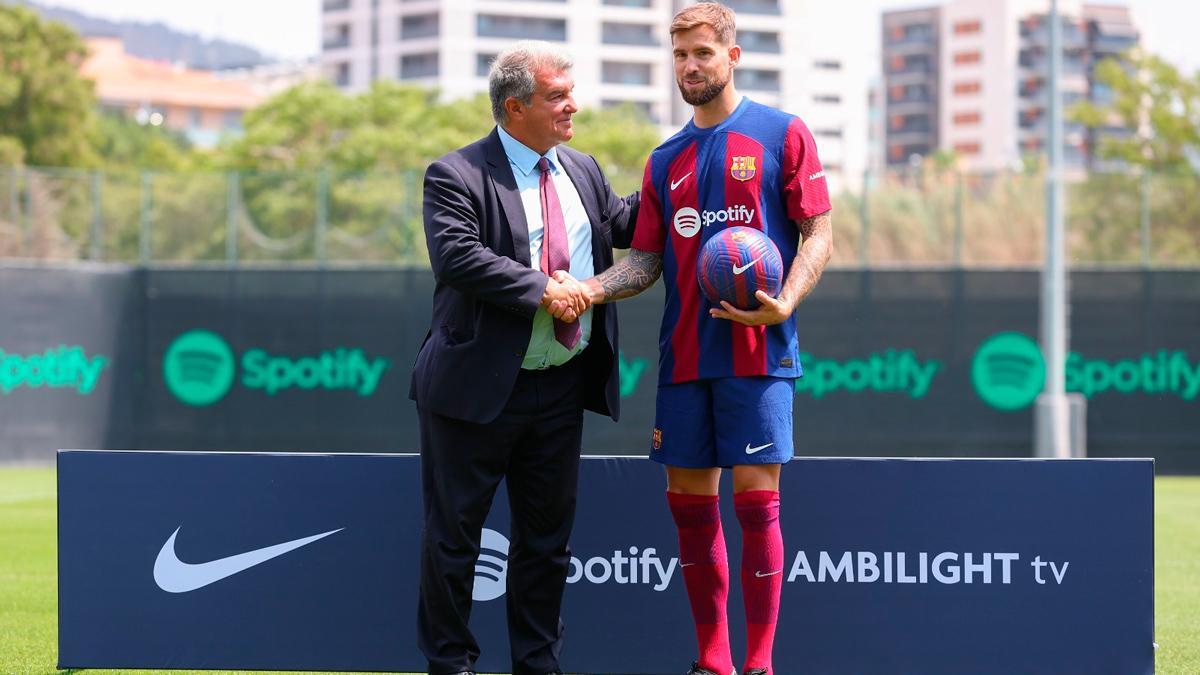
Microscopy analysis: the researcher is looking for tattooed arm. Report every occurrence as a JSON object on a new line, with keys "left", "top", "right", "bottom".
{"left": 555, "top": 248, "right": 663, "bottom": 305}
{"left": 710, "top": 209, "right": 833, "bottom": 326}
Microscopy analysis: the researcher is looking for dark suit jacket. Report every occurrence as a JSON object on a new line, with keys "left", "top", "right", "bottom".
{"left": 410, "top": 128, "right": 639, "bottom": 424}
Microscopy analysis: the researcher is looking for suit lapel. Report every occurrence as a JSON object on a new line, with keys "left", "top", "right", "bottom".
{"left": 484, "top": 128, "right": 532, "bottom": 267}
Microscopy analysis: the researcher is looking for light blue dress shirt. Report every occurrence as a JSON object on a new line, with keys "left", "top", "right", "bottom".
{"left": 497, "top": 125, "right": 595, "bottom": 370}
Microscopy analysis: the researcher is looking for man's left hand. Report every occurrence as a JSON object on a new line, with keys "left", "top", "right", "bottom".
{"left": 709, "top": 290, "right": 795, "bottom": 326}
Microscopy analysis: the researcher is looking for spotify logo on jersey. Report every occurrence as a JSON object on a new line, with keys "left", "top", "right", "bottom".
{"left": 164, "top": 330, "right": 236, "bottom": 406}
{"left": 971, "top": 333, "right": 1046, "bottom": 411}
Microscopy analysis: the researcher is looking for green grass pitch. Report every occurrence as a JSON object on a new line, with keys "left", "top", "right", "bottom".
{"left": 1, "top": 467, "right": 1197, "bottom": 674}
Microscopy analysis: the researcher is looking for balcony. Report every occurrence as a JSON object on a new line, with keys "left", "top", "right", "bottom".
{"left": 601, "top": 22, "right": 658, "bottom": 47}
{"left": 477, "top": 14, "right": 567, "bottom": 41}
{"left": 400, "top": 14, "right": 439, "bottom": 40}
{"left": 740, "top": 30, "right": 781, "bottom": 54}
{"left": 724, "top": 0, "right": 781, "bottom": 16}
{"left": 739, "top": 68, "right": 780, "bottom": 92}
{"left": 400, "top": 53, "right": 439, "bottom": 79}
{"left": 322, "top": 35, "right": 350, "bottom": 50}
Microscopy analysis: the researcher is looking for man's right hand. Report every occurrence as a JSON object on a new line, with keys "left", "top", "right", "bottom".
{"left": 542, "top": 274, "right": 590, "bottom": 322}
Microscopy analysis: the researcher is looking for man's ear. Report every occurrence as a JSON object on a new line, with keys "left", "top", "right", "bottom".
{"left": 728, "top": 44, "right": 741, "bottom": 68}
{"left": 505, "top": 96, "right": 523, "bottom": 120}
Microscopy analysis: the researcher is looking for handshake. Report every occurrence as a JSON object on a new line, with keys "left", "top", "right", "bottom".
{"left": 540, "top": 270, "right": 597, "bottom": 322}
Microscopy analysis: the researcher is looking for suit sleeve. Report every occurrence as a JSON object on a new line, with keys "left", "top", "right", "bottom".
{"left": 782, "top": 117, "right": 833, "bottom": 222}
{"left": 590, "top": 155, "right": 640, "bottom": 250}
{"left": 629, "top": 159, "right": 666, "bottom": 253}
{"left": 422, "top": 158, "right": 545, "bottom": 318}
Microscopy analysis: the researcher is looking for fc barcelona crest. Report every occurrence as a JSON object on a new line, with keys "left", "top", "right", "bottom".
{"left": 730, "top": 155, "right": 757, "bottom": 181}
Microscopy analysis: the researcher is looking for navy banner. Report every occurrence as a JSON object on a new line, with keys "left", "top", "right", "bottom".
{"left": 58, "top": 452, "right": 1154, "bottom": 674}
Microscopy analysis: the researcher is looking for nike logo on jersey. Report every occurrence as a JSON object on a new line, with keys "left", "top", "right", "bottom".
{"left": 755, "top": 569, "right": 783, "bottom": 578}
{"left": 732, "top": 256, "right": 763, "bottom": 275}
{"left": 745, "top": 442, "right": 774, "bottom": 455}
{"left": 670, "top": 172, "right": 693, "bottom": 191}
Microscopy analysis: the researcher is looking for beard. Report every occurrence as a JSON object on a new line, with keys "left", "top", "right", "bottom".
{"left": 677, "top": 70, "right": 731, "bottom": 106}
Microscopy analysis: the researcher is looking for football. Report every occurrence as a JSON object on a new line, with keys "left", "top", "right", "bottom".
{"left": 696, "top": 226, "right": 784, "bottom": 310}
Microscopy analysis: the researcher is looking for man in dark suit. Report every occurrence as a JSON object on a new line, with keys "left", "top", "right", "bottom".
{"left": 410, "top": 41, "right": 639, "bottom": 675}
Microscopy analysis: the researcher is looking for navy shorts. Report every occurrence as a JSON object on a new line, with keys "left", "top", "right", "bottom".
{"left": 650, "top": 376, "right": 795, "bottom": 468}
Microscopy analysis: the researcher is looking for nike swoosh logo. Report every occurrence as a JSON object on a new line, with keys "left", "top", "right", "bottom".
{"left": 745, "top": 442, "right": 774, "bottom": 455}
{"left": 680, "top": 562, "right": 696, "bottom": 567}
{"left": 670, "top": 172, "right": 693, "bottom": 191}
{"left": 733, "top": 256, "right": 763, "bottom": 275}
{"left": 153, "top": 526, "right": 343, "bottom": 593}
{"left": 755, "top": 569, "right": 782, "bottom": 578}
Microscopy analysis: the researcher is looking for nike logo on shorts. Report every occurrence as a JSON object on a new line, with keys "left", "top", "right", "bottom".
{"left": 745, "top": 442, "right": 774, "bottom": 455}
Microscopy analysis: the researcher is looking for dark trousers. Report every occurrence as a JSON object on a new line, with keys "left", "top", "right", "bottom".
{"left": 417, "top": 359, "right": 584, "bottom": 675}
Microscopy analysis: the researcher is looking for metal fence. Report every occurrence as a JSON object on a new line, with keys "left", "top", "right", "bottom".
{"left": 1, "top": 164, "right": 1196, "bottom": 266}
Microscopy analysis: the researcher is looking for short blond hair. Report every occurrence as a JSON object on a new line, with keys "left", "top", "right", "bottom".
{"left": 670, "top": 2, "right": 737, "bottom": 45}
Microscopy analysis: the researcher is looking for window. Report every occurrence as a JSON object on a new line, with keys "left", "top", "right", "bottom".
{"left": 477, "top": 14, "right": 566, "bottom": 41}
{"left": 323, "top": 24, "right": 350, "bottom": 50}
{"left": 400, "top": 13, "right": 439, "bottom": 39}
{"left": 476, "top": 53, "right": 497, "bottom": 77}
{"left": 601, "top": 61, "right": 652, "bottom": 85}
{"left": 953, "top": 141, "right": 981, "bottom": 155}
{"left": 601, "top": 22, "right": 657, "bottom": 46}
{"left": 400, "top": 52, "right": 438, "bottom": 79}
{"left": 890, "top": 54, "right": 932, "bottom": 74}
{"left": 603, "top": 0, "right": 651, "bottom": 6}
{"left": 813, "top": 94, "right": 842, "bottom": 104}
{"left": 738, "top": 68, "right": 780, "bottom": 92}
{"left": 740, "top": 30, "right": 781, "bottom": 54}
{"left": 222, "top": 110, "right": 243, "bottom": 130}
{"left": 323, "top": 0, "right": 350, "bottom": 11}
{"left": 953, "top": 20, "right": 982, "bottom": 35}
{"left": 724, "top": 0, "right": 781, "bottom": 16}
{"left": 814, "top": 128, "right": 843, "bottom": 139}
{"left": 813, "top": 59, "right": 842, "bottom": 70}
{"left": 953, "top": 80, "right": 981, "bottom": 95}
{"left": 953, "top": 50, "right": 982, "bottom": 65}
{"left": 334, "top": 62, "right": 351, "bottom": 87}
{"left": 953, "top": 111, "right": 981, "bottom": 126}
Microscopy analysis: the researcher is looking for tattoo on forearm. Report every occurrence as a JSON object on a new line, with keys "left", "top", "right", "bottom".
{"left": 596, "top": 248, "right": 663, "bottom": 302}
{"left": 782, "top": 210, "right": 833, "bottom": 307}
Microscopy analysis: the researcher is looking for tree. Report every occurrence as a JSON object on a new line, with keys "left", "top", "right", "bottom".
{"left": 213, "top": 83, "right": 659, "bottom": 262}
{"left": 1071, "top": 48, "right": 1200, "bottom": 174}
{"left": 92, "top": 110, "right": 192, "bottom": 170}
{"left": 0, "top": 5, "right": 98, "bottom": 167}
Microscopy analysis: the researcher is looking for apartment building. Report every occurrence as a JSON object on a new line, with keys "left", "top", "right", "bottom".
{"left": 882, "top": 0, "right": 1139, "bottom": 174}
{"left": 320, "top": 0, "right": 862, "bottom": 191}
{"left": 81, "top": 38, "right": 263, "bottom": 148}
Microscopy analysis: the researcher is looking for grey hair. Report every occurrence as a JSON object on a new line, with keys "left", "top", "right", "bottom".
{"left": 488, "top": 41, "right": 573, "bottom": 124}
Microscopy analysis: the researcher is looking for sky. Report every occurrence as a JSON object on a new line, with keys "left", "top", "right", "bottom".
{"left": 33, "top": 0, "right": 1200, "bottom": 75}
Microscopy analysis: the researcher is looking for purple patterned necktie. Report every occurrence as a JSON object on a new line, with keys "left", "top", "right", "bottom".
{"left": 537, "top": 157, "right": 581, "bottom": 349}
